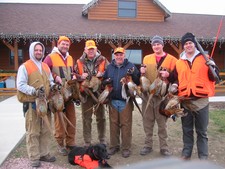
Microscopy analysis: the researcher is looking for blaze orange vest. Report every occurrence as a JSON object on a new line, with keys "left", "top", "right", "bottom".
{"left": 74, "top": 155, "right": 99, "bottom": 169}
{"left": 76, "top": 59, "right": 106, "bottom": 75}
{"left": 17, "top": 59, "right": 51, "bottom": 102}
{"left": 143, "top": 53, "right": 177, "bottom": 83}
{"left": 49, "top": 53, "right": 73, "bottom": 82}
{"left": 176, "top": 55, "right": 215, "bottom": 97}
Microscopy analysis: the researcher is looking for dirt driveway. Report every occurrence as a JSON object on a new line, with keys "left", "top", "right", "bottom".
{"left": 1, "top": 102, "right": 225, "bottom": 169}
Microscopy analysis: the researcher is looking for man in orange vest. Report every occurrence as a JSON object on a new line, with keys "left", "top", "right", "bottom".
{"left": 168, "top": 32, "right": 219, "bottom": 160}
{"left": 140, "top": 35, "right": 177, "bottom": 157}
{"left": 17, "top": 42, "right": 56, "bottom": 167}
{"left": 74, "top": 39, "right": 109, "bottom": 147}
{"left": 43, "top": 36, "right": 76, "bottom": 156}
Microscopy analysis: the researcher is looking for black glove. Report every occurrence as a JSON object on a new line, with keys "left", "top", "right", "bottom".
{"left": 127, "top": 67, "right": 135, "bottom": 75}
{"left": 102, "top": 78, "right": 112, "bottom": 87}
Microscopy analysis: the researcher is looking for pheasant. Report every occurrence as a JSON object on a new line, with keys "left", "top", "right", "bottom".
{"left": 93, "top": 78, "right": 113, "bottom": 114}
{"left": 143, "top": 68, "right": 167, "bottom": 116}
{"left": 48, "top": 84, "right": 75, "bottom": 134}
{"left": 35, "top": 85, "right": 53, "bottom": 134}
{"left": 120, "top": 67, "right": 142, "bottom": 115}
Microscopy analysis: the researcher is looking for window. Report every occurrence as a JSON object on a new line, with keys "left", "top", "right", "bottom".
{"left": 118, "top": 0, "right": 136, "bottom": 18}
{"left": 10, "top": 49, "right": 23, "bottom": 65}
{"left": 112, "top": 49, "right": 142, "bottom": 66}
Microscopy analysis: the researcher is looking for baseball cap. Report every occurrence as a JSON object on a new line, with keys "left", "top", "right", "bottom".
{"left": 85, "top": 40, "right": 97, "bottom": 49}
{"left": 114, "top": 47, "right": 125, "bottom": 54}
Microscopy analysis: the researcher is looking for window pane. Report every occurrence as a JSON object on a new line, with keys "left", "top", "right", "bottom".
{"left": 118, "top": 0, "right": 136, "bottom": 18}
{"left": 10, "top": 49, "right": 23, "bottom": 65}
{"left": 111, "top": 49, "right": 142, "bottom": 65}
{"left": 118, "top": 9, "right": 136, "bottom": 17}
{"left": 119, "top": 1, "right": 136, "bottom": 9}
{"left": 126, "top": 50, "right": 142, "bottom": 64}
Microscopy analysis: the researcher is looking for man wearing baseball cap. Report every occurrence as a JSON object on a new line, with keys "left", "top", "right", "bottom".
{"left": 74, "top": 39, "right": 109, "bottom": 148}
{"left": 103, "top": 47, "right": 140, "bottom": 158}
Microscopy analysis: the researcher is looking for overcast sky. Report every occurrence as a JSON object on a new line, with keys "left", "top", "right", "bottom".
{"left": 1, "top": 0, "right": 225, "bottom": 15}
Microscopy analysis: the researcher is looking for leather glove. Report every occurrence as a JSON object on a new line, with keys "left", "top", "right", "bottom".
{"left": 168, "top": 83, "right": 178, "bottom": 94}
{"left": 55, "top": 76, "right": 62, "bottom": 84}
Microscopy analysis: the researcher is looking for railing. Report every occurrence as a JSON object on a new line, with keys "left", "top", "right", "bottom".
{"left": 215, "top": 72, "right": 225, "bottom": 93}
{"left": 0, "top": 72, "right": 225, "bottom": 96}
{"left": 0, "top": 73, "right": 17, "bottom": 96}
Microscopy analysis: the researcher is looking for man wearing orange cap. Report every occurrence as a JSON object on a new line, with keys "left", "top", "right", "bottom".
{"left": 74, "top": 39, "right": 109, "bottom": 148}
{"left": 103, "top": 47, "right": 140, "bottom": 158}
{"left": 43, "top": 36, "right": 76, "bottom": 156}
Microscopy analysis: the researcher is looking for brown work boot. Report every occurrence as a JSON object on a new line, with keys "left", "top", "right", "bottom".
{"left": 108, "top": 147, "right": 120, "bottom": 155}
{"left": 66, "top": 145, "right": 76, "bottom": 151}
{"left": 160, "top": 149, "right": 172, "bottom": 156}
{"left": 122, "top": 149, "right": 131, "bottom": 158}
{"left": 31, "top": 160, "right": 41, "bottom": 168}
{"left": 40, "top": 154, "right": 56, "bottom": 162}
{"left": 140, "top": 147, "right": 153, "bottom": 156}
{"left": 181, "top": 155, "right": 191, "bottom": 160}
{"left": 57, "top": 145, "right": 68, "bottom": 156}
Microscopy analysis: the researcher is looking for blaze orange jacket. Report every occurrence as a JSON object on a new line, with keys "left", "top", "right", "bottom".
{"left": 74, "top": 155, "right": 99, "bottom": 169}
{"left": 49, "top": 53, "right": 74, "bottom": 82}
{"left": 176, "top": 55, "right": 215, "bottom": 97}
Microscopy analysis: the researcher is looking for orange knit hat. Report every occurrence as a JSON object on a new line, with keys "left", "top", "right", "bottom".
{"left": 57, "top": 36, "right": 71, "bottom": 44}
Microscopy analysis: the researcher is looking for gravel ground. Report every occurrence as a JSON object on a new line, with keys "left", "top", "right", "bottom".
{"left": 0, "top": 96, "right": 225, "bottom": 169}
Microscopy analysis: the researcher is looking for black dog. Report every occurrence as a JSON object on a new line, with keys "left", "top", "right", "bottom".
{"left": 68, "top": 144, "right": 112, "bottom": 168}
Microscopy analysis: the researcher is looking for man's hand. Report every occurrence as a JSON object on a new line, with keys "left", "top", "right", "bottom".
{"left": 206, "top": 59, "right": 216, "bottom": 66}
{"left": 32, "top": 88, "right": 37, "bottom": 96}
{"left": 81, "top": 73, "right": 89, "bottom": 80}
{"left": 159, "top": 70, "right": 169, "bottom": 78}
{"left": 168, "top": 83, "right": 178, "bottom": 94}
{"left": 55, "top": 76, "right": 62, "bottom": 84}
{"left": 96, "top": 71, "right": 103, "bottom": 78}
{"left": 140, "top": 66, "right": 146, "bottom": 74}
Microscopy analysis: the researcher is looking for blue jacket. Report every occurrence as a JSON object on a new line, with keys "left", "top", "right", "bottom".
{"left": 103, "top": 58, "right": 140, "bottom": 101}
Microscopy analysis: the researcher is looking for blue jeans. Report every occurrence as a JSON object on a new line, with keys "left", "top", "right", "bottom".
{"left": 111, "top": 100, "right": 126, "bottom": 113}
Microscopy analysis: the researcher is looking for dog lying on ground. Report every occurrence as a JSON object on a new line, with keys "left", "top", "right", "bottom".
{"left": 68, "top": 144, "right": 112, "bottom": 169}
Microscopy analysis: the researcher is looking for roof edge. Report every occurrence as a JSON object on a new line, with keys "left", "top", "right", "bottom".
{"left": 153, "top": 0, "right": 172, "bottom": 18}
{"left": 82, "top": 0, "right": 99, "bottom": 16}
{"left": 1, "top": 33, "right": 224, "bottom": 45}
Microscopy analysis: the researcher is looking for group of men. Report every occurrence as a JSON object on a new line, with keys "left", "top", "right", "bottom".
{"left": 16, "top": 32, "right": 219, "bottom": 167}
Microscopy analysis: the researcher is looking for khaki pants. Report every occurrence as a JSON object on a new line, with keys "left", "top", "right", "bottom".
{"left": 142, "top": 95, "right": 168, "bottom": 150}
{"left": 109, "top": 100, "right": 133, "bottom": 151}
{"left": 81, "top": 95, "right": 106, "bottom": 145}
{"left": 54, "top": 100, "right": 76, "bottom": 147}
{"left": 25, "top": 103, "right": 51, "bottom": 161}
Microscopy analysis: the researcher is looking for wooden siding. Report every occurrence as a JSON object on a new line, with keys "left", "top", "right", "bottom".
{"left": 88, "top": 0, "right": 165, "bottom": 22}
